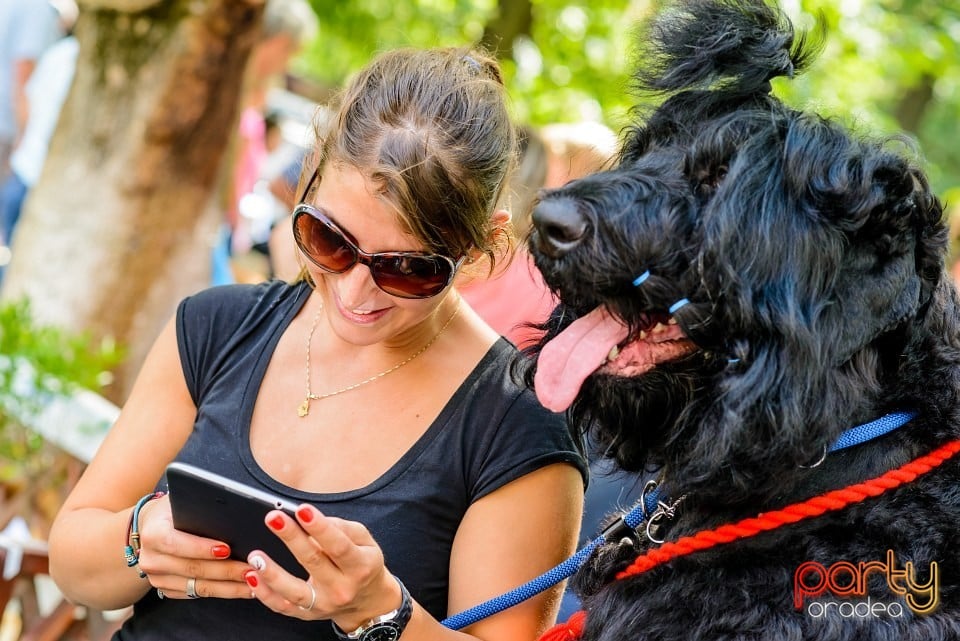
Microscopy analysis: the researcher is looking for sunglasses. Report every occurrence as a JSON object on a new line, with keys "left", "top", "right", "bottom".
{"left": 292, "top": 203, "right": 464, "bottom": 299}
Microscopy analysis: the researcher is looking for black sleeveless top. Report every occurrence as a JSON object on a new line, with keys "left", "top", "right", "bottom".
{"left": 113, "top": 280, "right": 586, "bottom": 641}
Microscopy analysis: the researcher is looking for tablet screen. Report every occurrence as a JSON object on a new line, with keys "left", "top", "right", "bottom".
{"left": 166, "top": 462, "right": 308, "bottom": 578}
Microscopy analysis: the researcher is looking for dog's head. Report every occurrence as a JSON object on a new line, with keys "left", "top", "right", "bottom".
{"left": 526, "top": 0, "right": 950, "bottom": 503}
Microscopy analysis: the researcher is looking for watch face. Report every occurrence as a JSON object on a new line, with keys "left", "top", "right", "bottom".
{"left": 360, "top": 623, "right": 402, "bottom": 641}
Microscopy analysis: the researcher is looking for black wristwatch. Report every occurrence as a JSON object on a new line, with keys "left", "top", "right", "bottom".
{"left": 331, "top": 576, "right": 413, "bottom": 641}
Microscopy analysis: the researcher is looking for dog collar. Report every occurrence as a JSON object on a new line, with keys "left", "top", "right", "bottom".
{"left": 618, "top": 410, "right": 919, "bottom": 538}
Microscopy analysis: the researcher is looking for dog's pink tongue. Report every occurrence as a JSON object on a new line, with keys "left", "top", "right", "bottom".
{"left": 535, "top": 307, "right": 629, "bottom": 412}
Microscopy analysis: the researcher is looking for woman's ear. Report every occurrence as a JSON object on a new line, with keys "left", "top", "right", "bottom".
{"left": 490, "top": 208, "right": 514, "bottom": 248}
{"left": 490, "top": 208, "right": 515, "bottom": 261}
{"left": 491, "top": 208, "right": 511, "bottom": 227}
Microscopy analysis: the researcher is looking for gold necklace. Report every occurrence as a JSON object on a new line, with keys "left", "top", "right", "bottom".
{"left": 298, "top": 301, "right": 461, "bottom": 417}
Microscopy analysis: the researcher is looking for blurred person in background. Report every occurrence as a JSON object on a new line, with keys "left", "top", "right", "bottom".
{"left": 540, "top": 121, "right": 618, "bottom": 190}
{"left": 213, "top": 0, "right": 317, "bottom": 286}
{"left": 948, "top": 202, "right": 960, "bottom": 288}
{"left": 0, "top": 0, "right": 77, "bottom": 280}
{"left": 263, "top": 146, "right": 311, "bottom": 279}
{"left": 0, "top": 0, "right": 73, "bottom": 182}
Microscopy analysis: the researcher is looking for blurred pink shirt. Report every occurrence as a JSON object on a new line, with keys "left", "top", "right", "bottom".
{"left": 460, "top": 250, "right": 557, "bottom": 348}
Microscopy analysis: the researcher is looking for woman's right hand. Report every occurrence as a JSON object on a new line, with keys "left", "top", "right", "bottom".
{"left": 134, "top": 496, "right": 254, "bottom": 600}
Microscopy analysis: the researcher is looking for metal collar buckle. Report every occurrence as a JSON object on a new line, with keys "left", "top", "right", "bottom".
{"left": 645, "top": 495, "right": 686, "bottom": 544}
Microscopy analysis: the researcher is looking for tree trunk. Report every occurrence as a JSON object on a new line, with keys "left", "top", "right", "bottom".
{"left": 1, "top": 0, "right": 264, "bottom": 403}
{"left": 480, "top": 0, "right": 533, "bottom": 59}
{"left": 893, "top": 73, "right": 935, "bottom": 135}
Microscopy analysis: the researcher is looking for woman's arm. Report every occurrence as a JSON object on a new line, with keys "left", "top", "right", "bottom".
{"left": 47, "top": 318, "right": 249, "bottom": 609}
{"left": 444, "top": 462, "right": 585, "bottom": 639}
{"left": 246, "top": 462, "right": 584, "bottom": 640}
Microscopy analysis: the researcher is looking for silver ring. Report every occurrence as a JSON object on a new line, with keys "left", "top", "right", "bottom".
{"left": 186, "top": 577, "right": 200, "bottom": 599}
{"left": 298, "top": 582, "right": 317, "bottom": 611}
{"left": 156, "top": 588, "right": 164, "bottom": 599}
{"left": 799, "top": 444, "right": 828, "bottom": 469}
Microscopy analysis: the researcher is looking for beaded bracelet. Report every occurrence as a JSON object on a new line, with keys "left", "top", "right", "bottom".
{"left": 123, "top": 491, "right": 166, "bottom": 578}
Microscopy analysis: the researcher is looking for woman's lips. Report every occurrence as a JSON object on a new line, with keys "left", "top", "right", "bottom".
{"left": 334, "top": 295, "right": 391, "bottom": 325}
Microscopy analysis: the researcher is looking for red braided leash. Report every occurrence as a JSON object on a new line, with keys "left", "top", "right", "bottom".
{"left": 540, "top": 439, "right": 960, "bottom": 641}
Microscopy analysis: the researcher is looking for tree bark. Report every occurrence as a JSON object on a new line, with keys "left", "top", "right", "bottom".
{"left": 1, "top": 0, "right": 264, "bottom": 403}
{"left": 480, "top": 0, "right": 533, "bottom": 59}
{"left": 893, "top": 73, "right": 935, "bottom": 135}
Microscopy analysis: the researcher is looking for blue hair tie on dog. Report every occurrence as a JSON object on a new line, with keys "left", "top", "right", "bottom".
{"left": 668, "top": 299, "right": 689, "bottom": 314}
{"left": 633, "top": 271, "right": 651, "bottom": 286}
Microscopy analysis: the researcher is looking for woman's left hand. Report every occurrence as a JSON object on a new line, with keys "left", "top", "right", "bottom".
{"left": 244, "top": 505, "right": 402, "bottom": 629}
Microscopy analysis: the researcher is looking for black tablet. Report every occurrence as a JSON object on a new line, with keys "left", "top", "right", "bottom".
{"left": 166, "top": 462, "right": 308, "bottom": 578}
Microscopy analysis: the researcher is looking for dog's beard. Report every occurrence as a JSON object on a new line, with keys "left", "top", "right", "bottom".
{"left": 569, "top": 359, "right": 706, "bottom": 472}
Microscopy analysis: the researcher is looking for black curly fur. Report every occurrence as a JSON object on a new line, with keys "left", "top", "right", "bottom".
{"left": 523, "top": 1, "right": 960, "bottom": 639}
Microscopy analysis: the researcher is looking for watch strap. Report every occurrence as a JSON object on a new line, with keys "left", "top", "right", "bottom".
{"left": 331, "top": 576, "right": 413, "bottom": 640}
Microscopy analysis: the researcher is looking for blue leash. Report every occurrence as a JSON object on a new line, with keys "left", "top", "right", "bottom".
{"left": 440, "top": 410, "right": 917, "bottom": 629}
{"left": 828, "top": 411, "right": 915, "bottom": 451}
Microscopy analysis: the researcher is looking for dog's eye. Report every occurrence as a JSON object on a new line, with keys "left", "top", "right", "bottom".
{"left": 695, "top": 164, "right": 728, "bottom": 199}
{"left": 714, "top": 165, "right": 728, "bottom": 185}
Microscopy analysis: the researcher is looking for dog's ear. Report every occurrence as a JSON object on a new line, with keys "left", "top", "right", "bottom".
{"left": 686, "top": 112, "right": 946, "bottom": 479}
{"left": 807, "top": 152, "right": 946, "bottom": 366}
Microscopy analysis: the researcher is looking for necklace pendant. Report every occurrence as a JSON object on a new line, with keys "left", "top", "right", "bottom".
{"left": 298, "top": 399, "right": 310, "bottom": 418}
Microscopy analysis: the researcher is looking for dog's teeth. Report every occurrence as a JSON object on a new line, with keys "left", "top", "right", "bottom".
{"left": 639, "top": 330, "right": 648, "bottom": 340}
{"left": 652, "top": 323, "right": 667, "bottom": 334}
{"left": 607, "top": 345, "right": 620, "bottom": 361}
{"left": 668, "top": 318, "right": 678, "bottom": 325}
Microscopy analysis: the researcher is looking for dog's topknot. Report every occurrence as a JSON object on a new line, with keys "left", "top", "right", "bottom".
{"left": 621, "top": 0, "right": 824, "bottom": 165}
{"left": 633, "top": 0, "right": 821, "bottom": 96}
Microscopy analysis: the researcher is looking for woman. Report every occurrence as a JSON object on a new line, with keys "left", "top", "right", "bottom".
{"left": 48, "top": 47, "right": 587, "bottom": 641}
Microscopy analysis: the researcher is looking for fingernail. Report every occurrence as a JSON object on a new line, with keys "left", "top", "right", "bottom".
{"left": 268, "top": 515, "right": 285, "bottom": 531}
{"left": 211, "top": 544, "right": 230, "bottom": 558}
{"left": 243, "top": 570, "right": 259, "bottom": 588}
{"left": 250, "top": 555, "right": 266, "bottom": 571}
{"left": 297, "top": 506, "right": 314, "bottom": 523}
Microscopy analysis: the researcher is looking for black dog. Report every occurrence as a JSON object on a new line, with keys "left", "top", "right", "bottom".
{"left": 526, "top": 1, "right": 960, "bottom": 639}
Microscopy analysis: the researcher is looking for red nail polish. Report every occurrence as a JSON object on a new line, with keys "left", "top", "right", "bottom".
{"left": 297, "top": 507, "right": 314, "bottom": 523}
{"left": 243, "top": 570, "right": 259, "bottom": 588}
{"left": 212, "top": 544, "right": 230, "bottom": 558}
{"left": 268, "top": 515, "right": 285, "bottom": 531}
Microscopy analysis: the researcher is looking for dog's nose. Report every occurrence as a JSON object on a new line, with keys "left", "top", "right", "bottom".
{"left": 531, "top": 199, "right": 588, "bottom": 258}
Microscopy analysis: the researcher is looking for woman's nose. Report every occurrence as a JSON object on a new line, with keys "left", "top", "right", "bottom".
{"left": 332, "top": 262, "right": 380, "bottom": 306}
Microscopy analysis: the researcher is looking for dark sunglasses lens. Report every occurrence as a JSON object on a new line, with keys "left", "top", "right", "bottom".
{"left": 294, "top": 211, "right": 356, "bottom": 272}
{"left": 371, "top": 255, "right": 453, "bottom": 298}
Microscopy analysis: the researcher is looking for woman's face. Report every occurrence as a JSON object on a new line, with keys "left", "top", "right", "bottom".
{"left": 303, "top": 163, "right": 455, "bottom": 347}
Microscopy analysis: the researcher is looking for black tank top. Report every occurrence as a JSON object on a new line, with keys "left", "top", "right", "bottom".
{"left": 113, "top": 280, "right": 586, "bottom": 641}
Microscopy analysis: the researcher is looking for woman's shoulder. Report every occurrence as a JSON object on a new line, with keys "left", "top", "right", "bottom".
{"left": 459, "top": 338, "right": 565, "bottom": 428}
{"left": 175, "top": 280, "right": 308, "bottom": 402}
{"left": 473, "top": 338, "right": 534, "bottom": 393}
{"left": 178, "top": 280, "right": 305, "bottom": 326}
{"left": 456, "top": 339, "right": 588, "bottom": 497}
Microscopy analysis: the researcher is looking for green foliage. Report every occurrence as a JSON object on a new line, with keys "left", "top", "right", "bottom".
{"left": 777, "top": 0, "right": 960, "bottom": 198}
{"left": 0, "top": 299, "right": 122, "bottom": 487}
{"left": 296, "top": 0, "right": 959, "bottom": 196}
{"left": 300, "top": 0, "right": 643, "bottom": 126}
{"left": 299, "top": 0, "right": 498, "bottom": 86}
{"left": 504, "top": 1, "right": 644, "bottom": 126}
